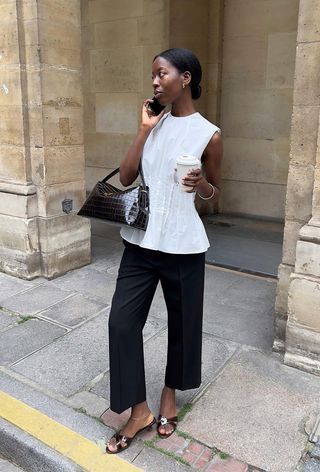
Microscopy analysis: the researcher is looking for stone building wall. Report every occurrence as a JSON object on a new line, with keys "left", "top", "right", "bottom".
{"left": 81, "top": 0, "right": 298, "bottom": 221}
{"left": 81, "top": 0, "right": 223, "bottom": 215}
{"left": 206, "top": 0, "right": 224, "bottom": 126}
{"left": 169, "top": 0, "right": 209, "bottom": 117}
{"left": 168, "top": 0, "right": 223, "bottom": 215}
{"left": 0, "top": 0, "right": 39, "bottom": 277}
{"left": 219, "top": 0, "right": 299, "bottom": 219}
{"left": 274, "top": 0, "right": 320, "bottom": 373}
{"left": 0, "top": 0, "right": 90, "bottom": 279}
{"left": 81, "top": 0, "right": 169, "bottom": 191}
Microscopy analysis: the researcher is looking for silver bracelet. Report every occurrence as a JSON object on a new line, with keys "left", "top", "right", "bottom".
{"left": 197, "top": 183, "right": 215, "bottom": 200}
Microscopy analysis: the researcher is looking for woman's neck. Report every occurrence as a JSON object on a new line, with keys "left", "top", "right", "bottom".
{"left": 170, "top": 97, "right": 196, "bottom": 117}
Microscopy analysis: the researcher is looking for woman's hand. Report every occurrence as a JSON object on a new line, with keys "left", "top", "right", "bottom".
{"left": 182, "top": 168, "right": 204, "bottom": 193}
{"left": 182, "top": 131, "right": 223, "bottom": 197}
{"left": 119, "top": 99, "right": 165, "bottom": 186}
{"left": 141, "top": 99, "right": 165, "bottom": 130}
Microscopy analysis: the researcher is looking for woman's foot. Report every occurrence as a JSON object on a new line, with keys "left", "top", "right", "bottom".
{"left": 158, "top": 386, "right": 177, "bottom": 437}
{"left": 106, "top": 411, "right": 155, "bottom": 453}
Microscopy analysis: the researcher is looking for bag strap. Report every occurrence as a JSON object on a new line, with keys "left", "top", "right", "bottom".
{"left": 101, "top": 161, "right": 147, "bottom": 189}
{"left": 101, "top": 168, "right": 120, "bottom": 182}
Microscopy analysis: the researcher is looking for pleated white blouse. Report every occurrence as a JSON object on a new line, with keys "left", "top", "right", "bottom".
{"left": 120, "top": 111, "right": 221, "bottom": 254}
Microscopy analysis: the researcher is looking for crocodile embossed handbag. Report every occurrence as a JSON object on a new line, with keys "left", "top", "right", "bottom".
{"left": 77, "top": 164, "right": 149, "bottom": 231}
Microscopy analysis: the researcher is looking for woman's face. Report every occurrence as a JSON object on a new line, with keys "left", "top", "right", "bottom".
{"left": 151, "top": 56, "right": 186, "bottom": 105}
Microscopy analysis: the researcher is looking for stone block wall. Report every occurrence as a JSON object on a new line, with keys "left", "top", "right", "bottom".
{"left": 274, "top": 0, "right": 320, "bottom": 370}
{"left": 81, "top": 0, "right": 169, "bottom": 191}
{"left": 81, "top": 0, "right": 298, "bottom": 221}
{"left": 168, "top": 0, "right": 223, "bottom": 215}
{"left": 0, "top": 0, "right": 90, "bottom": 279}
{"left": 0, "top": 1, "right": 40, "bottom": 278}
{"left": 219, "top": 0, "right": 299, "bottom": 219}
{"left": 169, "top": 0, "right": 209, "bottom": 117}
{"left": 81, "top": 0, "right": 223, "bottom": 217}
{"left": 206, "top": 0, "right": 224, "bottom": 124}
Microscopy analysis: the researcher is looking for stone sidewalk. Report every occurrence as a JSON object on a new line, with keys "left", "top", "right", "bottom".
{"left": 0, "top": 219, "right": 320, "bottom": 472}
{"left": 0, "top": 455, "right": 25, "bottom": 472}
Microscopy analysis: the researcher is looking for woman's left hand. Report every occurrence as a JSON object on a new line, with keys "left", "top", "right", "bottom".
{"left": 182, "top": 168, "right": 203, "bottom": 193}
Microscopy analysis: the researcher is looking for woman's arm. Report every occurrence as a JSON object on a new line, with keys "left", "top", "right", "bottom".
{"left": 119, "top": 100, "right": 165, "bottom": 187}
{"left": 119, "top": 127, "right": 151, "bottom": 186}
{"left": 182, "top": 131, "right": 223, "bottom": 199}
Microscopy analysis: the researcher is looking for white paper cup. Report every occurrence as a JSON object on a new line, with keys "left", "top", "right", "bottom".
{"left": 176, "top": 154, "right": 201, "bottom": 191}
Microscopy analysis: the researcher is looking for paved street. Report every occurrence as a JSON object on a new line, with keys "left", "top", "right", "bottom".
{"left": 0, "top": 219, "right": 320, "bottom": 472}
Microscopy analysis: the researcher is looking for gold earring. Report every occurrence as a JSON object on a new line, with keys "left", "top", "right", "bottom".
{"left": 182, "top": 83, "right": 185, "bottom": 89}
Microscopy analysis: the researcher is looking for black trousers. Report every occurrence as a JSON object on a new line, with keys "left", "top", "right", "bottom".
{"left": 108, "top": 239, "right": 205, "bottom": 414}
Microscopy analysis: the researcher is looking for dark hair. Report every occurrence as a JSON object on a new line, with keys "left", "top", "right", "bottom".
{"left": 153, "top": 48, "right": 202, "bottom": 100}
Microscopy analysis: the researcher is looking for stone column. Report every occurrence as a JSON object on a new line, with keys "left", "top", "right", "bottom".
{"left": 284, "top": 113, "right": 320, "bottom": 374}
{"left": 273, "top": 0, "right": 320, "bottom": 373}
{"left": 0, "top": 0, "right": 39, "bottom": 278}
{"left": 0, "top": 0, "right": 90, "bottom": 279}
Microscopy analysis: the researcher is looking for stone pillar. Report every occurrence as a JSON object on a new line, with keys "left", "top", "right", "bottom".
{"left": 0, "top": 0, "right": 39, "bottom": 278}
{"left": 284, "top": 112, "right": 320, "bottom": 374}
{"left": 0, "top": 0, "right": 90, "bottom": 280}
{"left": 273, "top": 0, "right": 320, "bottom": 373}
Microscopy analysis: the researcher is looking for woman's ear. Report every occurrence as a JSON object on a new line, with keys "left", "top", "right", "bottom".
{"left": 182, "top": 71, "right": 192, "bottom": 86}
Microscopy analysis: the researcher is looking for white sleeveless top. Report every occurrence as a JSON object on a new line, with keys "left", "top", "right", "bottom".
{"left": 120, "top": 111, "right": 221, "bottom": 254}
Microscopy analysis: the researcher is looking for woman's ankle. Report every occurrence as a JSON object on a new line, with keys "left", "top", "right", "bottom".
{"left": 162, "top": 385, "right": 176, "bottom": 397}
{"left": 160, "top": 386, "right": 177, "bottom": 416}
{"left": 131, "top": 401, "right": 152, "bottom": 419}
{"left": 131, "top": 411, "right": 153, "bottom": 421}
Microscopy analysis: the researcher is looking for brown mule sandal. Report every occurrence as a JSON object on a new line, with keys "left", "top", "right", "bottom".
{"left": 157, "top": 415, "right": 178, "bottom": 439}
{"left": 106, "top": 415, "right": 156, "bottom": 454}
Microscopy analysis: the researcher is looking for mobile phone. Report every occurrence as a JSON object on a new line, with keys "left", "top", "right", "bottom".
{"left": 148, "top": 97, "right": 166, "bottom": 116}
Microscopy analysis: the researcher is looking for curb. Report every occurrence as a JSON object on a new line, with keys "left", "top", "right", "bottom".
{"left": 0, "top": 391, "right": 141, "bottom": 472}
{"left": 0, "top": 417, "right": 84, "bottom": 472}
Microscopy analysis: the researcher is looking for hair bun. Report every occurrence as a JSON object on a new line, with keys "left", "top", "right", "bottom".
{"left": 191, "top": 83, "right": 202, "bottom": 100}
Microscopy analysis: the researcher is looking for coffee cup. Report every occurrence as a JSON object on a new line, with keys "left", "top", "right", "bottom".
{"left": 176, "top": 154, "right": 201, "bottom": 191}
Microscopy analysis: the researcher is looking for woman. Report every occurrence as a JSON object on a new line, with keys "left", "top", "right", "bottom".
{"left": 106, "top": 47, "right": 223, "bottom": 454}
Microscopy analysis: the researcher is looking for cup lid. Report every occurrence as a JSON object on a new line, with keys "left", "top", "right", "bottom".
{"left": 176, "top": 154, "right": 200, "bottom": 165}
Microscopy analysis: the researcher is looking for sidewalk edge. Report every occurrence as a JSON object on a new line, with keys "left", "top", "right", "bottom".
{"left": 0, "top": 391, "right": 141, "bottom": 472}
{"left": 0, "top": 417, "right": 84, "bottom": 472}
